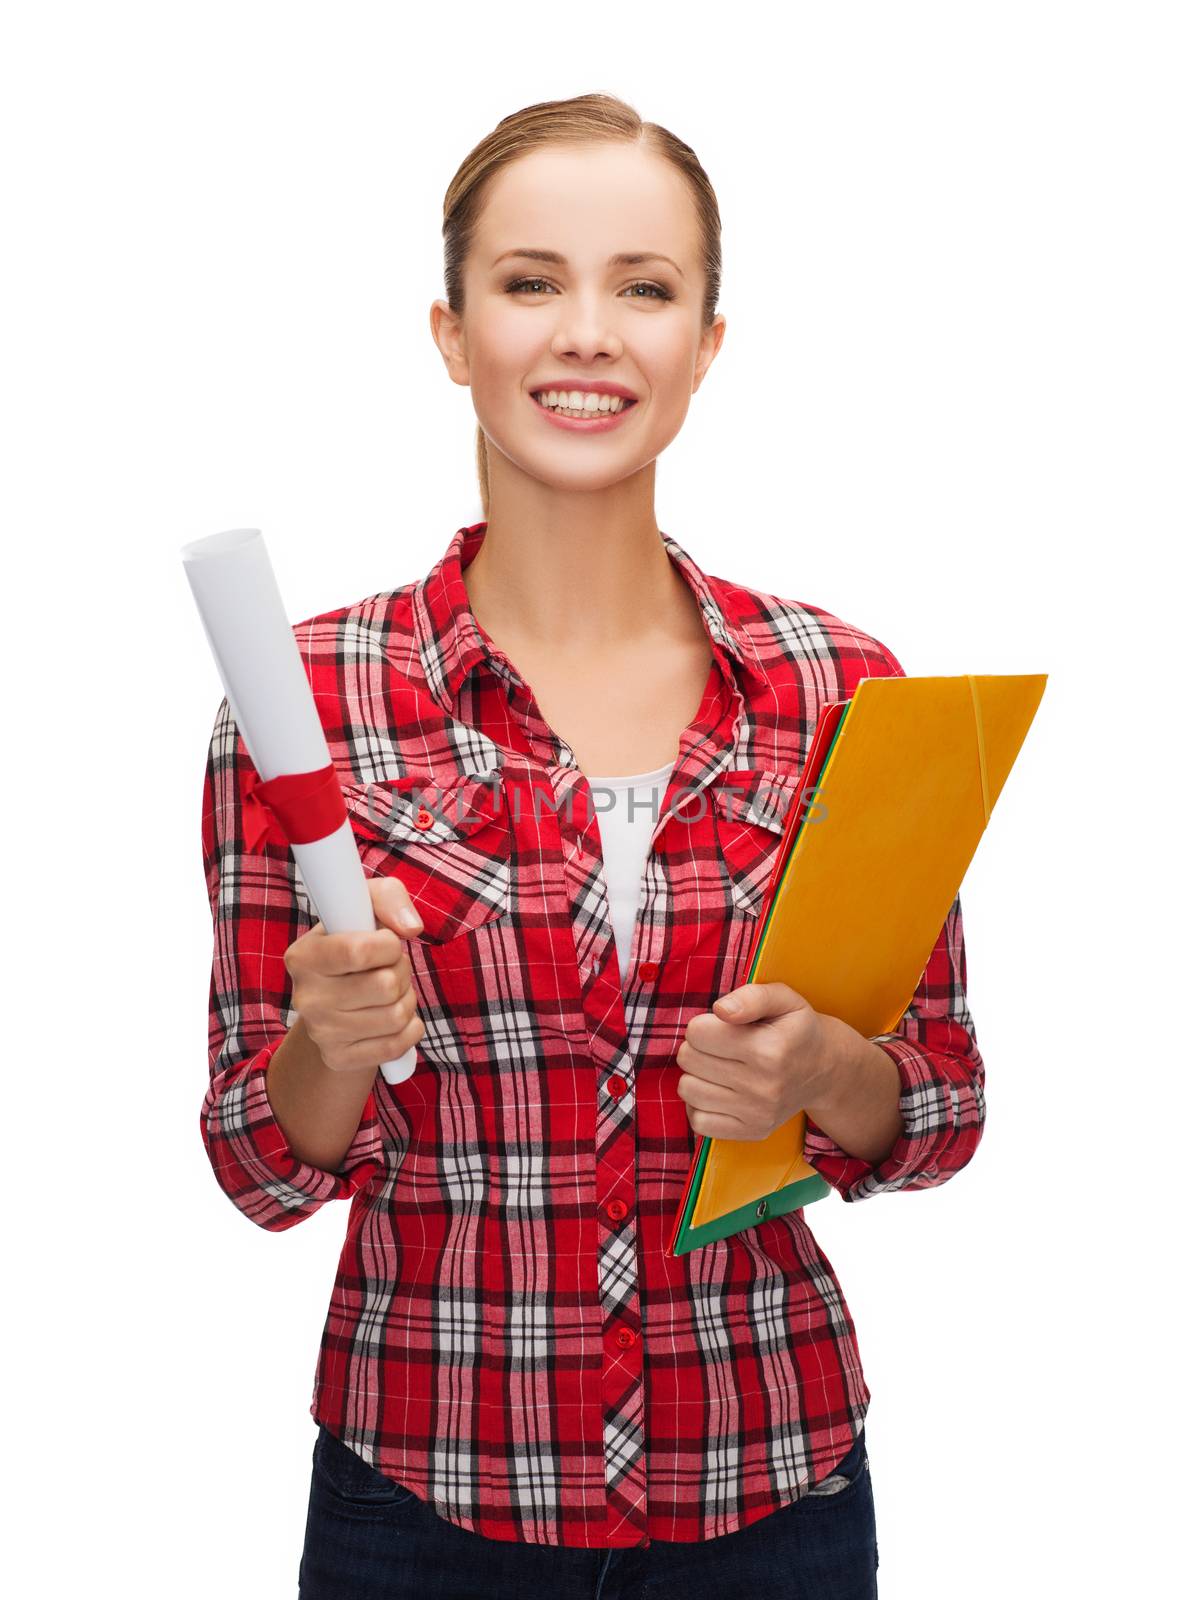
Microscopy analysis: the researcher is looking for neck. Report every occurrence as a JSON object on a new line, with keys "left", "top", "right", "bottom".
{"left": 464, "top": 511, "right": 701, "bottom": 657}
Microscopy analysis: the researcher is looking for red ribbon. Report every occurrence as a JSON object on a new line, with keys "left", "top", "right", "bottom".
{"left": 241, "top": 762, "right": 348, "bottom": 853}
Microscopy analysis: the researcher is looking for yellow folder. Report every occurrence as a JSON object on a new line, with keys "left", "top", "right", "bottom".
{"left": 668, "top": 672, "right": 1048, "bottom": 1256}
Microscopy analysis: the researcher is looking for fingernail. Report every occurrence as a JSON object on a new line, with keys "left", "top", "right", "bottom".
{"left": 398, "top": 908, "right": 423, "bottom": 933}
{"left": 717, "top": 997, "right": 740, "bottom": 1015}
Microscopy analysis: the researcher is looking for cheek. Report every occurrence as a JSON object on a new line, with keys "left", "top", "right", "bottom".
{"left": 639, "top": 308, "right": 702, "bottom": 371}
{"left": 637, "top": 376, "right": 693, "bottom": 453}
{"left": 637, "top": 335, "right": 701, "bottom": 417}
{"left": 475, "top": 306, "right": 546, "bottom": 375}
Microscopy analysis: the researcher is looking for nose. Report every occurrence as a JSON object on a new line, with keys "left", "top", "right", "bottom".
{"left": 550, "top": 288, "right": 624, "bottom": 365}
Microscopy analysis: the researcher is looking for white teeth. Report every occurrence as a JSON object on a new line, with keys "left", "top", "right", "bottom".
{"left": 532, "top": 389, "right": 631, "bottom": 415}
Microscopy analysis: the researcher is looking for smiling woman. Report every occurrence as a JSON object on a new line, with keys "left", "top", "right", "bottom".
{"left": 431, "top": 97, "right": 725, "bottom": 518}
{"left": 197, "top": 88, "right": 988, "bottom": 1600}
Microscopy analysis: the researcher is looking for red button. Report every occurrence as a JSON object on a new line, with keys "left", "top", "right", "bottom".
{"left": 615, "top": 1327, "right": 637, "bottom": 1349}
{"left": 606, "top": 1198, "right": 628, "bottom": 1221}
{"left": 606, "top": 1074, "right": 627, "bottom": 1099}
{"left": 638, "top": 961, "right": 660, "bottom": 982}
{"left": 413, "top": 807, "right": 433, "bottom": 831}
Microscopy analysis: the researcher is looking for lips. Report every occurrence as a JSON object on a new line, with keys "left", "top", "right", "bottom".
{"left": 527, "top": 390, "right": 640, "bottom": 435}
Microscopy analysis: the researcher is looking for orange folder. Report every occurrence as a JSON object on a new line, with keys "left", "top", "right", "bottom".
{"left": 667, "top": 672, "right": 1048, "bottom": 1257}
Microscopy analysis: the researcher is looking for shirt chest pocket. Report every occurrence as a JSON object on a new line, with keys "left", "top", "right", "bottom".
{"left": 340, "top": 770, "right": 513, "bottom": 943}
{"left": 708, "top": 768, "right": 798, "bottom": 919}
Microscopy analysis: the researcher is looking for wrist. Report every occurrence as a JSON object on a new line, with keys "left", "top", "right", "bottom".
{"left": 804, "top": 1013, "right": 872, "bottom": 1121}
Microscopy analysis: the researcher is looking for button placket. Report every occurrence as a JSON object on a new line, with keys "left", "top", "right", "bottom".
{"left": 521, "top": 647, "right": 753, "bottom": 1543}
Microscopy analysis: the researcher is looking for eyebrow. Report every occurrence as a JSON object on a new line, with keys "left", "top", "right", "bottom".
{"left": 492, "top": 248, "right": 685, "bottom": 281}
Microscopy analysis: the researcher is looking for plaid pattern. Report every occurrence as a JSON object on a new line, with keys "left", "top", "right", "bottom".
{"left": 199, "top": 520, "right": 985, "bottom": 1548}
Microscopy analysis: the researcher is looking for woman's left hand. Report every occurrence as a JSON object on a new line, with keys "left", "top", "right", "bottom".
{"left": 675, "top": 983, "right": 840, "bottom": 1142}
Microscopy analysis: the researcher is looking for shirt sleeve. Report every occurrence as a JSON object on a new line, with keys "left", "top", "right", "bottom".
{"left": 199, "top": 696, "right": 384, "bottom": 1231}
{"left": 802, "top": 890, "right": 986, "bottom": 1203}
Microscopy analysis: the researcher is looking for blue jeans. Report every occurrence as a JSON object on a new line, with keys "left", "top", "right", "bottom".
{"left": 298, "top": 1421, "right": 878, "bottom": 1598}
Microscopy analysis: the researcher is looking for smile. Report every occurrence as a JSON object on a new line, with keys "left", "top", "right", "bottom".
{"left": 529, "top": 391, "right": 638, "bottom": 433}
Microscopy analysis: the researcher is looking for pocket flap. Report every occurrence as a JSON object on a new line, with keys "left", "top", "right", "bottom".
{"left": 709, "top": 768, "right": 797, "bottom": 833}
{"left": 710, "top": 768, "right": 798, "bottom": 918}
{"left": 342, "top": 770, "right": 507, "bottom": 848}
{"left": 339, "top": 769, "right": 511, "bottom": 943}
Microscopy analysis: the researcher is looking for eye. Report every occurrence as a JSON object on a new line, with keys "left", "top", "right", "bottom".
{"left": 504, "top": 277, "right": 674, "bottom": 302}
{"left": 505, "top": 277, "right": 557, "bottom": 295}
{"left": 624, "top": 281, "right": 674, "bottom": 300}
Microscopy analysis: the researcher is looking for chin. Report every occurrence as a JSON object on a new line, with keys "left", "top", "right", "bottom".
{"left": 499, "top": 438, "right": 647, "bottom": 492}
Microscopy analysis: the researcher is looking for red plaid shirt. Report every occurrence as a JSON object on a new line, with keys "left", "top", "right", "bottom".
{"left": 199, "top": 520, "right": 985, "bottom": 1549}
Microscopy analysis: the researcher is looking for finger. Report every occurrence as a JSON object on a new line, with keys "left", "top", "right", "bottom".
{"left": 677, "top": 1069, "right": 751, "bottom": 1137}
{"left": 675, "top": 1065, "right": 740, "bottom": 1113}
{"left": 370, "top": 875, "right": 424, "bottom": 937}
{"left": 675, "top": 1037, "right": 744, "bottom": 1087}
{"left": 328, "top": 951, "right": 416, "bottom": 1013}
{"left": 327, "top": 1011, "right": 426, "bottom": 1074}
{"left": 683, "top": 1015, "right": 754, "bottom": 1060}
{"left": 713, "top": 981, "right": 806, "bottom": 1022}
{"left": 686, "top": 1106, "right": 751, "bottom": 1141}
{"left": 313, "top": 925, "right": 409, "bottom": 977}
{"left": 335, "top": 986, "right": 421, "bottom": 1048}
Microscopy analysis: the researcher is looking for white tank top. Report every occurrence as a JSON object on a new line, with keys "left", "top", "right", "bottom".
{"left": 585, "top": 759, "right": 676, "bottom": 983}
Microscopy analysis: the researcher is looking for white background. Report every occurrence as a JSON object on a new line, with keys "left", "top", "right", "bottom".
{"left": 4, "top": 2, "right": 1183, "bottom": 1595}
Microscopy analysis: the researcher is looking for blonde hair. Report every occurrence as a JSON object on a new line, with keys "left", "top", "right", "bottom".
{"left": 440, "top": 92, "right": 724, "bottom": 516}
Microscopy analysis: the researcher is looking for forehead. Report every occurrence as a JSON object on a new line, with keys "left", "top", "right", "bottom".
{"left": 475, "top": 144, "right": 699, "bottom": 268}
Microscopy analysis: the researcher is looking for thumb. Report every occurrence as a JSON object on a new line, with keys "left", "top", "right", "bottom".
{"left": 369, "top": 875, "right": 424, "bottom": 937}
{"left": 713, "top": 982, "right": 807, "bottom": 1022}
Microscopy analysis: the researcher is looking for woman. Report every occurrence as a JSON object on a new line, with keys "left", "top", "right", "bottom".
{"left": 200, "top": 92, "right": 985, "bottom": 1599}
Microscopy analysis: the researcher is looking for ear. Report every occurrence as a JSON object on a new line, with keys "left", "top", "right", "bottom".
{"left": 429, "top": 298, "right": 471, "bottom": 387}
{"left": 691, "top": 313, "right": 726, "bottom": 395}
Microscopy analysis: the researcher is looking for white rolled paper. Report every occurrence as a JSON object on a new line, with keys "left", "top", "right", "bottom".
{"left": 181, "top": 526, "right": 416, "bottom": 1086}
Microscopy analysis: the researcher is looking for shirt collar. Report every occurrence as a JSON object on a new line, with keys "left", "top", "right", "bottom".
{"left": 411, "top": 520, "right": 764, "bottom": 719}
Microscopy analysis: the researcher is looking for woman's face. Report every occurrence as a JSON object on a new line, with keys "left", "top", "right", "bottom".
{"left": 432, "top": 142, "right": 725, "bottom": 496}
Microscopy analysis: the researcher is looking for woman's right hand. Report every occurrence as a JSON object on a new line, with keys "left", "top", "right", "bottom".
{"left": 283, "top": 877, "right": 426, "bottom": 1075}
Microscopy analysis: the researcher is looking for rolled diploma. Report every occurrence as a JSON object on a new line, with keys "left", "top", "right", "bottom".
{"left": 181, "top": 526, "right": 416, "bottom": 1085}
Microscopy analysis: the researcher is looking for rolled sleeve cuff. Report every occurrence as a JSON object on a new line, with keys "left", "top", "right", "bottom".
{"left": 802, "top": 1034, "right": 960, "bottom": 1203}
{"left": 202, "top": 1038, "right": 384, "bottom": 1228}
